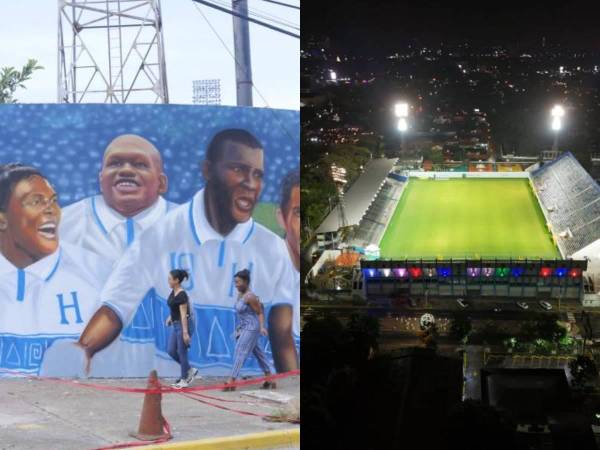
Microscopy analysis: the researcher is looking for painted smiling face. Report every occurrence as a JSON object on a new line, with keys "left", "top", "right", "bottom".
{"left": 5, "top": 175, "right": 61, "bottom": 260}
{"left": 99, "top": 135, "right": 167, "bottom": 217}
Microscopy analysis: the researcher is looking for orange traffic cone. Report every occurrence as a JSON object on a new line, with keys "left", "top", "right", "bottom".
{"left": 129, "top": 370, "right": 172, "bottom": 441}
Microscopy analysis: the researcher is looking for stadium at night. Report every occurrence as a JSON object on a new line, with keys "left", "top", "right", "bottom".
{"left": 313, "top": 152, "right": 600, "bottom": 304}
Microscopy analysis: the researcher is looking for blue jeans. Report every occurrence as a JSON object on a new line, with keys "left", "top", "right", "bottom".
{"left": 167, "top": 320, "right": 194, "bottom": 379}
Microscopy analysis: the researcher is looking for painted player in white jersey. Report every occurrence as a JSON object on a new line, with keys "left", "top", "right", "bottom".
{"left": 77, "top": 129, "right": 293, "bottom": 373}
{"left": 0, "top": 164, "right": 111, "bottom": 376}
{"left": 58, "top": 134, "right": 177, "bottom": 375}
{"left": 59, "top": 134, "right": 176, "bottom": 261}
{"left": 269, "top": 170, "right": 300, "bottom": 372}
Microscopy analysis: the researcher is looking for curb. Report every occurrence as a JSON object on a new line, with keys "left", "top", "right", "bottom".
{"left": 141, "top": 428, "right": 300, "bottom": 449}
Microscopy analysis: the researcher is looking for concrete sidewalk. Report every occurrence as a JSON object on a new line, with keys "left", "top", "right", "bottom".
{"left": 0, "top": 374, "right": 299, "bottom": 450}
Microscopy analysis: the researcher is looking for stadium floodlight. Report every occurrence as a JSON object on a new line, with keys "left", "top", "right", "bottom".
{"left": 395, "top": 102, "right": 409, "bottom": 118}
{"left": 397, "top": 118, "right": 408, "bottom": 132}
{"left": 551, "top": 117, "right": 562, "bottom": 131}
{"left": 550, "top": 105, "right": 564, "bottom": 150}
{"left": 551, "top": 105, "right": 565, "bottom": 118}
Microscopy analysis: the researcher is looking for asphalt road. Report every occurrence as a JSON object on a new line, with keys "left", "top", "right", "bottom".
{"left": 463, "top": 346, "right": 484, "bottom": 400}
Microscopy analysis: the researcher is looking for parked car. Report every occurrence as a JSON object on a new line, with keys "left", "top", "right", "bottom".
{"left": 539, "top": 301, "right": 552, "bottom": 311}
{"left": 516, "top": 302, "right": 529, "bottom": 310}
{"left": 456, "top": 298, "right": 469, "bottom": 308}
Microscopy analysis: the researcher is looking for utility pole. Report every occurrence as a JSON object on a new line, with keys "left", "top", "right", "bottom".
{"left": 232, "top": 0, "right": 253, "bottom": 106}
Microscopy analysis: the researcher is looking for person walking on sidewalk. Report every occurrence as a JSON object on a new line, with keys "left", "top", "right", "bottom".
{"left": 223, "top": 269, "right": 275, "bottom": 391}
{"left": 166, "top": 269, "right": 199, "bottom": 388}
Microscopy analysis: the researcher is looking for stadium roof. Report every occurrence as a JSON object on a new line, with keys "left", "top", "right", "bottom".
{"left": 316, "top": 158, "right": 397, "bottom": 234}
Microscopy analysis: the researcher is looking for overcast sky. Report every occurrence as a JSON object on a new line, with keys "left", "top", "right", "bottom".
{"left": 0, "top": 0, "right": 299, "bottom": 109}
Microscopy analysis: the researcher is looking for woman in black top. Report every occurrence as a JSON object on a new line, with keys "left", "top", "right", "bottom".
{"left": 166, "top": 269, "right": 198, "bottom": 388}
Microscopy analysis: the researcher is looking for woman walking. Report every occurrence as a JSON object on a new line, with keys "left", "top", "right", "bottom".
{"left": 224, "top": 269, "right": 275, "bottom": 391}
{"left": 166, "top": 269, "right": 199, "bottom": 388}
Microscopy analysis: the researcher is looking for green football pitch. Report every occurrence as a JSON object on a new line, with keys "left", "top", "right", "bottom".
{"left": 379, "top": 178, "right": 560, "bottom": 259}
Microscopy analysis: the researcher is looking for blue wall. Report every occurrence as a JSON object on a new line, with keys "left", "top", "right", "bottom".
{"left": 0, "top": 104, "right": 299, "bottom": 205}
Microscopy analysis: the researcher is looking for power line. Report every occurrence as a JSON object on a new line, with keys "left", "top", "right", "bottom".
{"left": 210, "top": 0, "right": 299, "bottom": 31}
{"left": 191, "top": 2, "right": 297, "bottom": 144}
{"left": 259, "top": 0, "right": 300, "bottom": 10}
{"left": 190, "top": 0, "right": 299, "bottom": 38}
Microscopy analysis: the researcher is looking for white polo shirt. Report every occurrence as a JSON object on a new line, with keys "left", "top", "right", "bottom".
{"left": 59, "top": 195, "right": 176, "bottom": 262}
{"left": 0, "top": 243, "right": 111, "bottom": 375}
{"left": 100, "top": 188, "right": 292, "bottom": 369}
{"left": 271, "top": 251, "right": 301, "bottom": 339}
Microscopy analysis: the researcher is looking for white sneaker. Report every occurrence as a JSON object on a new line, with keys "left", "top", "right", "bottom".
{"left": 186, "top": 367, "right": 199, "bottom": 383}
{"left": 173, "top": 379, "right": 189, "bottom": 389}
{"left": 170, "top": 378, "right": 182, "bottom": 388}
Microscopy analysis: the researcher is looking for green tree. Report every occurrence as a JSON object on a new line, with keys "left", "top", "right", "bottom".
{"left": 569, "top": 355, "right": 598, "bottom": 389}
{"left": 534, "top": 315, "right": 566, "bottom": 344}
{"left": 450, "top": 316, "right": 472, "bottom": 342}
{"left": 0, "top": 59, "right": 43, "bottom": 103}
{"left": 520, "top": 315, "right": 566, "bottom": 344}
{"left": 343, "top": 313, "right": 380, "bottom": 364}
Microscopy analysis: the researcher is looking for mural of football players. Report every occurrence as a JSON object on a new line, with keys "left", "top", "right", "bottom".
{"left": 0, "top": 164, "right": 111, "bottom": 376}
{"left": 77, "top": 129, "right": 293, "bottom": 374}
{"left": 60, "top": 134, "right": 175, "bottom": 261}
{"left": 269, "top": 170, "right": 300, "bottom": 372}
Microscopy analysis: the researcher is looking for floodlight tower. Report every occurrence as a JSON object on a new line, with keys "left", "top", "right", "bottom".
{"left": 58, "top": 0, "right": 169, "bottom": 103}
{"left": 550, "top": 104, "right": 565, "bottom": 151}
{"left": 331, "top": 164, "right": 348, "bottom": 242}
{"left": 395, "top": 102, "right": 409, "bottom": 152}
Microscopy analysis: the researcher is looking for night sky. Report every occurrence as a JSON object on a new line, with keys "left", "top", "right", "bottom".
{"left": 303, "top": 1, "right": 600, "bottom": 52}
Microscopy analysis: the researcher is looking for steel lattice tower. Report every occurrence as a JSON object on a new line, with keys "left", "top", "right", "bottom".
{"left": 58, "top": 0, "right": 169, "bottom": 103}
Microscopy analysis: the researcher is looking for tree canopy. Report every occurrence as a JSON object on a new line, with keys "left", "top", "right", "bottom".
{"left": 0, "top": 59, "right": 43, "bottom": 104}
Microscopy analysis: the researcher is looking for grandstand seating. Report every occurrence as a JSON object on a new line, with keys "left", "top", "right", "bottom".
{"left": 351, "top": 178, "right": 406, "bottom": 246}
{"left": 531, "top": 152, "right": 600, "bottom": 256}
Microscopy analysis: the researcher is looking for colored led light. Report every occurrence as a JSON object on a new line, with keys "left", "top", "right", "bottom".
{"left": 409, "top": 267, "right": 422, "bottom": 278}
{"left": 438, "top": 267, "right": 451, "bottom": 277}
{"left": 467, "top": 267, "right": 480, "bottom": 277}
{"left": 394, "top": 268, "right": 408, "bottom": 278}
{"left": 381, "top": 268, "right": 391, "bottom": 277}
{"left": 495, "top": 267, "right": 510, "bottom": 277}
{"left": 555, "top": 268, "right": 567, "bottom": 277}
{"left": 482, "top": 268, "right": 494, "bottom": 277}
{"left": 569, "top": 268, "right": 581, "bottom": 278}
{"left": 511, "top": 267, "right": 524, "bottom": 277}
{"left": 540, "top": 267, "right": 552, "bottom": 277}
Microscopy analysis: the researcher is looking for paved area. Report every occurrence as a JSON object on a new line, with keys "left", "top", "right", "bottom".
{"left": 0, "top": 374, "right": 299, "bottom": 450}
{"left": 463, "top": 345, "right": 484, "bottom": 400}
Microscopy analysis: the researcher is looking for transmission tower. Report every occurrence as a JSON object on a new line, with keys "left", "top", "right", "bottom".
{"left": 58, "top": 0, "right": 169, "bottom": 103}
